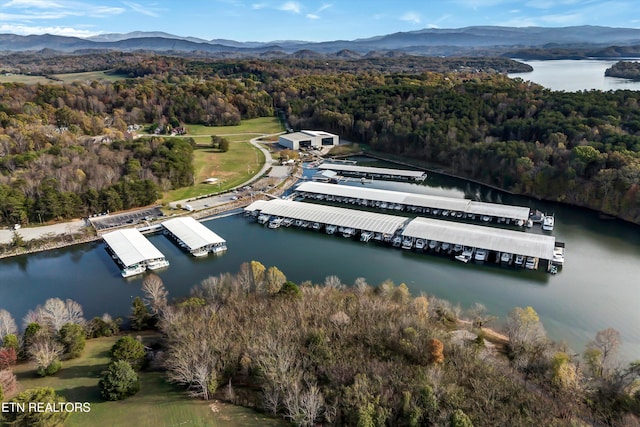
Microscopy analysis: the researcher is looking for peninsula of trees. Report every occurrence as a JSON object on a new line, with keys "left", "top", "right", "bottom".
{"left": 1, "top": 53, "right": 639, "bottom": 227}
{"left": 605, "top": 61, "right": 640, "bottom": 80}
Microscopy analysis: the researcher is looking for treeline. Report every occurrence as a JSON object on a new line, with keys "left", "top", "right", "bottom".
{"left": 606, "top": 61, "right": 640, "bottom": 80}
{"left": 0, "top": 137, "right": 193, "bottom": 225}
{"left": 145, "top": 264, "right": 639, "bottom": 426}
{"left": 275, "top": 72, "right": 640, "bottom": 224}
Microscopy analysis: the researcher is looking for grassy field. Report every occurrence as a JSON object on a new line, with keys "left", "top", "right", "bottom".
{"left": 186, "top": 117, "right": 284, "bottom": 136}
{"left": 0, "top": 70, "right": 127, "bottom": 85}
{"left": 12, "top": 334, "right": 284, "bottom": 427}
{"left": 51, "top": 70, "right": 128, "bottom": 84}
{"left": 161, "top": 117, "right": 282, "bottom": 202}
{"left": 0, "top": 74, "right": 54, "bottom": 84}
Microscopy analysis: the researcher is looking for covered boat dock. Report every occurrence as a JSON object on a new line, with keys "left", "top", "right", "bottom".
{"left": 402, "top": 217, "right": 556, "bottom": 262}
{"left": 317, "top": 163, "right": 426, "bottom": 181}
{"left": 244, "top": 199, "right": 408, "bottom": 237}
{"left": 295, "top": 182, "right": 531, "bottom": 224}
{"left": 161, "top": 217, "right": 227, "bottom": 257}
{"left": 102, "top": 228, "right": 169, "bottom": 277}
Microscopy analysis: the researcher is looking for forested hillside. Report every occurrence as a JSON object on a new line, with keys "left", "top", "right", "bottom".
{"left": 275, "top": 72, "right": 640, "bottom": 223}
{"left": 1, "top": 53, "right": 640, "bottom": 226}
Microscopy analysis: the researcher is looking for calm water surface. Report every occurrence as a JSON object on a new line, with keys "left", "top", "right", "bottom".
{"left": 509, "top": 59, "right": 640, "bottom": 91}
{"left": 1, "top": 163, "right": 639, "bottom": 362}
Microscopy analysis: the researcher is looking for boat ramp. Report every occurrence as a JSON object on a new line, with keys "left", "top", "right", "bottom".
{"left": 102, "top": 229, "right": 170, "bottom": 278}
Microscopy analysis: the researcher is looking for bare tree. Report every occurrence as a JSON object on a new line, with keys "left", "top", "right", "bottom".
{"left": 324, "top": 275, "right": 343, "bottom": 290}
{"left": 142, "top": 274, "right": 168, "bottom": 317}
{"left": 584, "top": 328, "right": 621, "bottom": 377}
{"left": 27, "top": 334, "right": 63, "bottom": 372}
{"left": 0, "top": 369, "right": 17, "bottom": 396}
{"left": 0, "top": 309, "right": 17, "bottom": 340}
{"left": 22, "top": 309, "right": 46, "bottom": 329}
{"left": 353, "top": 277, "right": 368, "bottom": 294}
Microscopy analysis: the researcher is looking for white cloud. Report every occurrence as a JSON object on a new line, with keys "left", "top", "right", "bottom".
{"left": 279, "top": 1, "right": 301, "bottom": 14}
{"left": 122, "top": 1, "right": 161, "bottom": 18}
{"left": 306, "top": 13, "right": 319, "bottom": 19}
{"left": 1, "top": 1, "right": 124, "bottom": 19}
{"left": 3, "top": 0, "right": 67, "bottom": 8}
{"left": 400, "top": 11, "right": 421, "bottom": 24}
{"left": 0, "top": 23, "right": 101, "bottom": 37}
{"left": 252, "top": 2, "right": 267, "bottom": 9}
{"left": 316, "top": 3, "right": 332, "bottom": 13}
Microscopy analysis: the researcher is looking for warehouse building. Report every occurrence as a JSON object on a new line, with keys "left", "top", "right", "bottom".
{"left": 278, "top": 130, "right": 339, "bottom": 150}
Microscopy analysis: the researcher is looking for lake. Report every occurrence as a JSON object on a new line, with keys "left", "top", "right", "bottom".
{"left": 508, "top": 59, "right": 640, "bottom": 91}
{"left": 1, "top": 163, "right": 639, "bottom": 362}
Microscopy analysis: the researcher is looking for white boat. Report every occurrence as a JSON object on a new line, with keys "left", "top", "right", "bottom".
{"left": 147, "top": 259, "right": 170, "bottom": 270}
{"left": 500, "top": 252, "right": 513, "bottom": 264}
{"left": 542, "top": 215, "right": 555, "bottom": 231}
{"left": 462, "top": 246, "right": 474, "bottom": 257}
{"left": 553, "top": 246, "right": 565, "bottom": 265}
{"left": 191, "top": 249, "right": 209, "bottom": 257}
{"left": 415, "top": 239, "right": 426, "bottom": 250}
{"left": 257, "top": 214, "right": 270, "bottom": 224}
{"left": 311, "top": 222, "right": 321, "bottom": 231}
{"left": 440, "top": 242, "right": 451, "bottom": 252}
{"left": 401, "top": 237, "right": 413, "bottom": 249}
{"left": 526, "top": 219, "right": 533, "bottom": 228}
{"left": 525, "top": 257, "right": 538, "bottom": 270}
{"left": 360, "top": 231, "right": 373, "bottom": 242}
{"left": 432, "top": 209, "right": 440, "bottom": 215}
{"left": 453, "top": 244, "right": 463, "bottom": 253}
{"left": 515, "top": 219, "right": 524, "bottom": 227}
{"left": 300, "top": 221, "right": 310, "bottom": 228}
{"left": 442, "top": 210, "right": 450, "bottom": 216}
{"left": 474, "top": 248, "right": 487, "bottom": 262}
{"left": 294, "top": 219, "right": 304, "bottom": 227}
{"left": 428, "top": 240, "right": 439, "bottom": 250}
{"left": 455, "top": 254, "right": 471, "bottom": 263}
{"left": 282, "top": 218, "right": 294, "bottom": 227}
{"left": 268, "top": 217, "right": 283, "bottom": 229}
{"left": 342, "top": 227, "right": 355, "bottom": 238}
{"left": 121, "top": 265, "right": 146, "bottom": 278}
{"left": 514, "top": 254, "right": 525, "bottom": 267}
{"left": 481, "top": 215, "right": 491, "bottom": 222}
{"left": 392, "top": 236, "right": 402, "bottom": 247}
{"left": 326, "top": 224, "right": 337, "bottom": 235}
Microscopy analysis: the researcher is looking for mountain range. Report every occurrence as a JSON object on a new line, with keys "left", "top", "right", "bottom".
{"left": 2, "top": 26, "right": 640, "bottom": 57}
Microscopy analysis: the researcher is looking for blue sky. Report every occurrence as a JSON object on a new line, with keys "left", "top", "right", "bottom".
{"left": 1, "top": 0, "right": 638, "bottom": 41}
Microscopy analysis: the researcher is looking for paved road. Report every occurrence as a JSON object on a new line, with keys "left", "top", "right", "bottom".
{"left": 0, "top": 219, "right": 87, "bottom": 244}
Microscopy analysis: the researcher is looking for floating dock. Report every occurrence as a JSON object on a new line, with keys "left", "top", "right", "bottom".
{"left": 402, "top": 217, "right": 555, "bottom": 261}
{"left": 102, "top": 229, "right": 169, "bottom": 277}
{"left": 245, "top": 198, "right": 561, "bottom": 272}
{"left": 245, "top": 199, "right": 407, "bottom": 237}
{"left": 318, "top": 163, "right": 426, "bottom": 181}
{"left": 161, "top": 217, "right": 227, "bottom": 257}
{"left": 295, "top": 181, "right": 531, "bottom": 224}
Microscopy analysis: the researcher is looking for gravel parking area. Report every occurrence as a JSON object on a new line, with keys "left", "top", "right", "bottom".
{"left": 89, "top": 206, "right": 164, "bottom": 231}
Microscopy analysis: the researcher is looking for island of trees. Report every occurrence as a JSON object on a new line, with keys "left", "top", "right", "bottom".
{"left": 605, "top": 61, "right": 640, "bottom": 80}
{"left": 0, "top": 265, "right": 638, "bottom": 426}
{"left": 0, "top": 53, "right": 639, "bottom": 228}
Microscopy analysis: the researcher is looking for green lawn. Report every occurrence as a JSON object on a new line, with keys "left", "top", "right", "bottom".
{"left": 12, "top": 334, "right": 284, "bottom": 427}
{"left": 0, "top": 74, "right": 55, "bottom": 84}
{"left": 161, "top": 117, "right": 282, "bottom": 202}
{"left": 186, "top": 117, "right": 284, "bottom": 136}
{"left": 52, "top": 70, "right": 128, "bottom": 84}
{"left": 0, "top": 70, "right": 127, "bottom": 85}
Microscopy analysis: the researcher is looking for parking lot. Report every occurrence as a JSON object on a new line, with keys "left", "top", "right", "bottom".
{"left": 89, "top": 206, "right": 164, "bottom": 231}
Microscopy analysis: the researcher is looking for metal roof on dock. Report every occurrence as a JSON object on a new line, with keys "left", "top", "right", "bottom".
{"left": 318, "top": 163, "right": 426, "bottom": 179}
{"left": 161, "top": 217, "right": 226, "bottom": 251}
{"left": 245, "top": 199, "right": 408, "bottom": 235}
{"left": 102, "top": 228, "right": 166, "bottom": 268}
{"left": 402, "top": 217, "right": 556, "bottom": 259}
{"left": 296, "top": 182, "right": 530, "bottom": 219}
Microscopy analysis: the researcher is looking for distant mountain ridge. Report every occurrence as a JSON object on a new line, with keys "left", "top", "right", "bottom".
{"left": 2, "top": 26, "right": 640, "bottom": 57}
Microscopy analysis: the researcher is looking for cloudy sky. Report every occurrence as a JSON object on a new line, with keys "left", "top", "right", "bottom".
{"left": 1, "top": 0, "right": 638, "bottom": 41}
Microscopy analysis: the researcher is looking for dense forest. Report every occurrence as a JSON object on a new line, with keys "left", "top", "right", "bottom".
{"left": 1, "top": 53, "right": 640, "bottom": 226}
{"left": 275, "top": 72, "right": 640, "bottom": 224}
